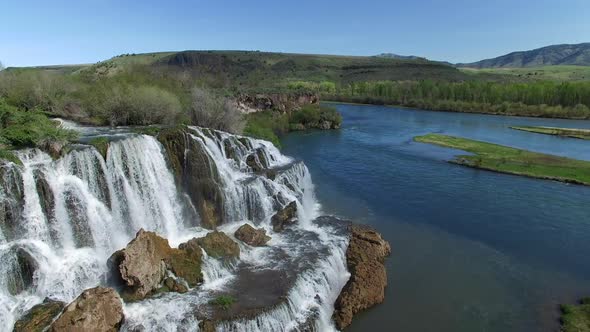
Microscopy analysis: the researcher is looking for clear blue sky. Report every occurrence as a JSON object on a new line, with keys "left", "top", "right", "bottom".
{"left": 1, "top": 0, "right": 589, "bottom": 67}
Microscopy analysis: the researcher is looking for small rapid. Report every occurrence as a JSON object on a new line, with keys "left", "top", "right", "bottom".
{"left": 0, "top": 126, "right": 349, "bottom": 331}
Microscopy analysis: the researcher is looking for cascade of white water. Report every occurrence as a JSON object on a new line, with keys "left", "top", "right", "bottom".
{"left": 1, "top": 126, "right": 349, "bottom": 332}
{"left": 0, "top": 134, "right": 191, "bottom": 330}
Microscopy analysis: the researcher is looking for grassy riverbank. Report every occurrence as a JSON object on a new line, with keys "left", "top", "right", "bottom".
{"left": 511, "top": 126, "right": 590, "bottom": 140}
{"left": 414, "top": 134, "right": 590, "bottom": 185}
{"left": 560, "top": 299, "right": 590, "bottom": 332}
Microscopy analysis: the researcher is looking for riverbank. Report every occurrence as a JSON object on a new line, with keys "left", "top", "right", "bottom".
{"left": 511, "top": 126, "right": 590, "bottom": 140}
{"left": 414, "top": 134, "right": 590, "bottom": 186}
{"left": 560, "top": 299, "right": 590, "bottom": 332}
{"left": 324, "top": 96, "right": 590, "bottom": 120}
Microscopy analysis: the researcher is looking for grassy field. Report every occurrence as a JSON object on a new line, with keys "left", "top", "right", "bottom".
{"left": 461, "top": 65, "right": 590, "bottom": 81}
{"left": 561, "top": 299, "right": 590, "bottom": 332}
{"left": 414, "top": 134, "right": 590, "bottom": 185}
{"left": 511, "top": 126, "right": 590, "bottom": 140}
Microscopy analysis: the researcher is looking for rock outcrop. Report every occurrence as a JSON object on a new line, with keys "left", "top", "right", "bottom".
{"left": 332, "top": 224, "right": 391, "bottom": 330}
{"left": 234, "top": 224, "right": 271, "bottom": 246}
{"left": 7, "top": 246, "right": 38, "bottom": 296}
{"left": 0, "top": 163, "right": 24, "bottom": 242}
{"left": 271, "top": 201, "right": 298, "bottom": 232}
{"left": 157, "top": 127, "right": 224, "bottom": 229}
{"left": 13, "top": 298, "right": 65, "bottom": 332}
{"left": 234, "top": 92, "right": 319, "bottom": 114}
{"left": 196, "top": 231, "right": 240, "bottom": 259}
{"left": 50, "top": 287, "right": 124, "bottom": 332}
{"left": 107, "top": 229, "right": 203, "bottom": 301}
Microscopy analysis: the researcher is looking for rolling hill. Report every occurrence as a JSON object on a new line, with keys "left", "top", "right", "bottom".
{"left": 457, "top": 43, "right": 590, "bottom": 68}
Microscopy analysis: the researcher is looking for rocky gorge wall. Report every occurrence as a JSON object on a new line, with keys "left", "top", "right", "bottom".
{"left": 0, "top": 124, "right": 389, "bottom": 331}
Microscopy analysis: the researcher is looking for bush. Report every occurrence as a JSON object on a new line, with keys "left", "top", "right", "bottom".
{"left": 0, "top": 99, "right": 77, "bottom": 149}
{"left": 189, "top": 88, "right": 245, "bottom": 133}
{"left": 209, "top": 295, "right": 235, "bottom": 310}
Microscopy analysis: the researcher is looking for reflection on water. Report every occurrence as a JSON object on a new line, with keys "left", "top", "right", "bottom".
{"left": 283, "top": 104, "right": 590, "bottom": 332}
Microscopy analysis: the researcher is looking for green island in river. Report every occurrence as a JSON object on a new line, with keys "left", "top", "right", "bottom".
{"left": 510, "top": 125, "right": 590, "bottom": 140}
{"left": 414, "top": 134, "right": 590, "bottom": 186}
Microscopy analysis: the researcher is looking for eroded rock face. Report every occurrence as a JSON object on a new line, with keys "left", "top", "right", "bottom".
{"left": 234, "top": 92, "right": 319, "bottom": 114}
{"left": 50, "top": 287, "right": 124, "bottom": 332}
{"left": 271, "top": 201, "right": 298, "bottom": 232}
{"left": 157, "top": 127, "right": 224, "bottom": 229}
{"left": 234, "top": 224, "right": 271, "bottom": 246}
{"left": 196, "top": 231, "right": 240, "bottom": 259}
{"left": 0, "top": 163, "right": 24, "bottom": 241}
{"left": 107, "top": 229, "right": 203, "bottom": 301}
{"left": 332, "top": 224, "right": 391, "bottom": 330}
{"left": 13, "top": 298, "right": 65, "bottom": 332}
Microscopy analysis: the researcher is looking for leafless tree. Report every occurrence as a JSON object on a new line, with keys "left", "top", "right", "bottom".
{"left": 190, "top": 88, "right": 245, "bottom": 134}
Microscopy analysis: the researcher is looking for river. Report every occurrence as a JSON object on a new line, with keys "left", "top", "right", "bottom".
{"left": 282, "top": 103, "right": 590, "bottom": 332}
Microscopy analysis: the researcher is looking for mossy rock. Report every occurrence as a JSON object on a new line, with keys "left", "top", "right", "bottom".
{"left": 13, "top": 298, "right": 65, "bottom": 332}
{"left": 196, "top": 231, "right": 240, "bottom": 259}
{"left": 88, "top": 137, "right": 110, "bottom": 159}
{"left": 166, "top": 238, "right": 204, "bottom": 287}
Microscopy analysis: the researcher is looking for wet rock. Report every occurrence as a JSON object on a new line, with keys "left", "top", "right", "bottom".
{"left": 234, "top": 224, "right": 271, "bottom": 246}
{"left": 13, "top": 298, "right": 65, "bottom": 332}
{"left": 271, "top": 201, "right": 298, "bottom": 232}
{"left": 107, "top": 229, "right": 170, "bottom": 301}
{"left": 159, "top": 276, "right": 188, "bottom": 294}
{"left": 246, "top": 154, "right": 264, "bottom": 172}
{"left": 255, "top": 148, "right": 269, "bottom": 169}
{"left": 332, "top": 224, "right": 391, "bottom": 330}
{"left": 63, "top": 186, "right": 94, "bottom": 248}
{"left": 50, "top": 287, "right": 124, "bottom": 332}
{"left": 199, "top": 319, "right": 216, "bottom": 332}
{"left": 107, "top": 229, "right": 203, "bottom": 300}
{"left": 167, "top": 238, "right": 204, "bottom": 287}
{"left": 158, "top": 127, "right": 224, "bottom": 229}
{"left": 196, "top": 231, "right": 240, "bottom": 259}
{"left": 6, "top": 247, "right": 38, "bottom": 296}
{"left": 38, "top": 140, "right": 67, "bottom": 159}
{"left": 0, "top": 164, "right": 24, "bottom": 241}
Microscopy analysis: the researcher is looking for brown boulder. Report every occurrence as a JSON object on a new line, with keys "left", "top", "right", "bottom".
{"left": 234, "top": 224, "right": 271, "bottom": 246}
{"left": 196, "top": 231, "right": 240, "bottom": 259}
{"left": 107, "top": 229, "right": 203, "bottom": 301}
{"left": 50, "top": 287, "right": 124, "bottom": 332}
{"left": 271, "top": 201, "right": 298, "bottom": 232}
{"left": 332, "top": 224, "right": 391, "bottom": 330}
{"left": 13, "top": 298, "right": 65, "bottom": 332}
{"left": 107, "top": 229, "right": 169, "bottom": 301}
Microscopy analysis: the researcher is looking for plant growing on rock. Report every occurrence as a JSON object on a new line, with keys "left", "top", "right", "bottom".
{"left": 209, "top": 295, "right": 236, "bottom": 310}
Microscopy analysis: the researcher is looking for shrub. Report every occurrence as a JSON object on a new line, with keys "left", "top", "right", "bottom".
{"left": 189, "top": 88, "right": 245, "bottom": 133}
{"left": 209, "top": 295, "right": 235, "bottom": 310}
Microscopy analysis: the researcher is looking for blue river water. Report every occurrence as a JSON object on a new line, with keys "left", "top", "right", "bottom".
{"left": 282, "top": 103, "right": 590, "bottom": 332}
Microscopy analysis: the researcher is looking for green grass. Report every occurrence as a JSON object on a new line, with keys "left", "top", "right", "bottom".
{"left": 0, "top": 100, "right": 77, "bottom": 146}
{"left": 511, "top": 126, "right": 590, "bottom": 140}
{"left": 561, "top": 298, "right": 590, "bottom": 332}
{"left": 209, "top": 295, "right": 235, "bottom": 310}
{"left": 414, "top": 134, "right": 590, "bottom": 185}
{"left": 461, "top": 65, "right": 590, "bottom": 82}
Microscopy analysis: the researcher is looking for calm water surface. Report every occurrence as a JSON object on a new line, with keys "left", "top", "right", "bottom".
{"left": 282, "top": 104, "right": 590, "bottom": 332}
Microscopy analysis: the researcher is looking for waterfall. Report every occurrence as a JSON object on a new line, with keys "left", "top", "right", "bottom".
{"left": 0, "top": 127, "right": 348, "bottom": 332}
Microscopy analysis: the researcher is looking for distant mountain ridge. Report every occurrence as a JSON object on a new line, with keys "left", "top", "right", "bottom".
{"left": 458, "top": 43, "right": 590, "bottom": 68}
{"left": 375, "top": 53, "right": 426, "bottom": 60}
